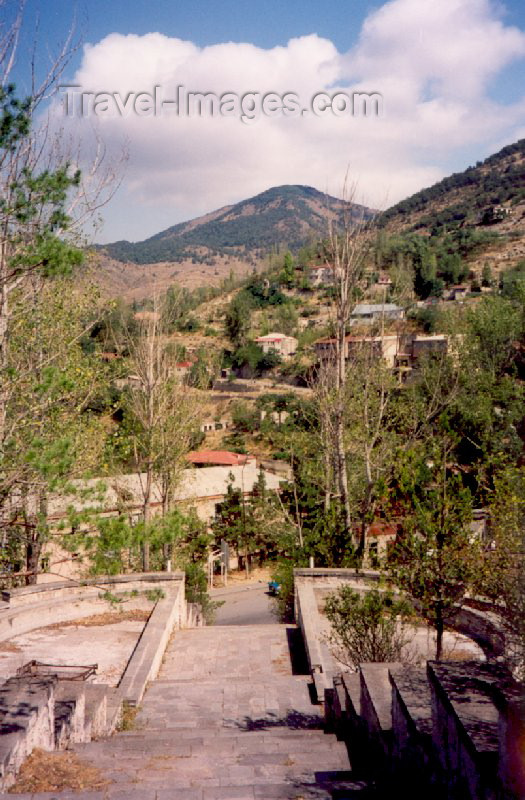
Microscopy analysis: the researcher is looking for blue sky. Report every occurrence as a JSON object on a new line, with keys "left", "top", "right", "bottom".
{"left": 7, "top": 0, "right": 525, "bottom": 242}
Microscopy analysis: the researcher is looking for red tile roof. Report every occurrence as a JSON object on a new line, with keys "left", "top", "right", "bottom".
{"left": 367, "top": 521, "right": 398, "bottom": 538}
{"left": 186, "top": 450, "right": 252, "bottom": 466}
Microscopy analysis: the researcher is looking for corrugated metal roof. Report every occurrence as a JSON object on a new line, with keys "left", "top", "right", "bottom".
{"left": 352, "top": 304, "right": 402, "bottom": 315}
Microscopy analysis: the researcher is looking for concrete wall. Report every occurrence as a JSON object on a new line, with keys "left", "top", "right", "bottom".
{"left": 36, "top": 464, "right": 283, "bottom": 582}
{"left": 0, "top": 573, "right": 186, "bottom": 643}
{"left": 427, "top": 662, "right": 499, "bottom": 800}
{"left": 0, "top": 572, "right": 194, "bottom": 791}
{"left": 294, "top": 569, "right": 381, "bottom": 700}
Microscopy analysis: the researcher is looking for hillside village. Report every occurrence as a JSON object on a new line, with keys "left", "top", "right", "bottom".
{"left": 3, "top": 135, "right": 525, "bottom": 594}
{"left": 1, "top": 30, "right": 525, "bottom": 798}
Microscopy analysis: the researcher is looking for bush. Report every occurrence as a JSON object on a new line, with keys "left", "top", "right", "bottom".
{"left": 270, "top": 559, "right": 297, "bottom": 622}
{"left": 231, "top": 401, "right": 259, "bottom": 433}
{"left": 184, "top": 563, "right": 222, "bottom": 624}
{"left": 324, "top": 587, "right": 412, "bottom": 669}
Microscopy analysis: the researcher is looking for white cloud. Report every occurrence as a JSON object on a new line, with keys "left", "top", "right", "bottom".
{"left": 52, "top": 0, "right": 525, "bottom": 242}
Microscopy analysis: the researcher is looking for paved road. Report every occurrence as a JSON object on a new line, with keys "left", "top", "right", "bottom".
{"left": 211, "top": 581, "right": 278, "bottom": 626}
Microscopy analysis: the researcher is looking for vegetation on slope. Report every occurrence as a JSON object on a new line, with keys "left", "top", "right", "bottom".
{"left": 100, "top": 185, "right": 373, "bottom": 265}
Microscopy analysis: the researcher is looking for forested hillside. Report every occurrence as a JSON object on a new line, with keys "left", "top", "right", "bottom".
{"left": 100, "top": 185, "right": 373, "bottom": 265}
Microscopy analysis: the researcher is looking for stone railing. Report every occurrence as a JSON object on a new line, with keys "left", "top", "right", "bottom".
{"left": 294, "top": 568, "right": 510, "bottom": 699}
{"left": 0, "top": 571, "right": 196, "bottom": 791}
{"left": 326, "top": 660, "right": 524, "bottom": 800}
{"left": 294, "top": 568, "right": 382, "bottom": 701}
{"left": 0, "top": 572, "right": 186, "bottom": 643}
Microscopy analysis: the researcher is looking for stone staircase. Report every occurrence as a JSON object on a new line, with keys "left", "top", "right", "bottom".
{"left": 27, "top": 624, "right": 370, "bottom": 799}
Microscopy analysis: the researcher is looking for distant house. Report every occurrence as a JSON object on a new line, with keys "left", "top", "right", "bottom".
{"left": 365, "top": 520, "right": 399, "bottom": 562}
{"left": 315, "top": 332, "right": 450, "bottom": 371}
{"left": 174, "top": 360, "right": 194, "bottom": 378}
{"left": 309, "top": 264, "right": 335, "bottom": 287}
{"left": 481, "top": 205, "right": 512, "bottom": 225}
{"left": 449, "top": 285, "right": 468, "bottom": 302}
{"left": 350, "top": 303, "right": 404, "bottom": 324}
{"left": 368, "top": 273, "right": 393, "bottom": 295}
{"left": 200, "top": 418, "right": 232, "bottom": 434}
{"left": 254, "top": 333, "right": 298, "bottom": 358}
{"left": 315, "top": 334, "right": 400, "bottom": 367}
{"left": 411, "top": 335, "right": 448, "bottom": 362}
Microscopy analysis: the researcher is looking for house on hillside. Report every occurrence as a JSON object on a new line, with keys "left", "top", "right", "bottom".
{"left": 309, "top": 264, "right": 335, "bottom": 287}
{"left": 367, "top": 273, "right": 393, "bottom": 295}
{"left": 411, "top": 335, "right": 448, "bottom": 362}
{"left": 350, "top": 303, "right": 404, "bottom": 325}
{"left": 200, "top": 419, "right": 232, "bottom": 434}
{"left": 365, "top": 520, "right": 399, "bottom": 563}
{"left": 174, "top": 360, "right": 194, "bottom": 378}
{"left": 315, "top": 334, "right": 400, "bottom": 367}
{"left": 448, "top": 285, "right": 468, "bottom": 302}
{"left": 254, "top": 333, "right": 298, "bottom": 358}
{"left": 315, "top": 332, "right": 451, "bottom": 373}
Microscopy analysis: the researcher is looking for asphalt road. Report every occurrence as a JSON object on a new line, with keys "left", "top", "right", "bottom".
{"left": 210, "top": 581, "right": 278, "bottom": 626}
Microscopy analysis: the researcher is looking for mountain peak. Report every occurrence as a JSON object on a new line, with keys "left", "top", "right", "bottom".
{"left": 100, "top": 184, "right": 373, "bottom": 266}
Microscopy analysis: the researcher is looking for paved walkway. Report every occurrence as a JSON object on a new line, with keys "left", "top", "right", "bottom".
{"left": 21, "top": 625, "right": 369, "bottom": 799}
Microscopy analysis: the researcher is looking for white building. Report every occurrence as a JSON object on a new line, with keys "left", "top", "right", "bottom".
{"left": 254, "top": 333, "right": 298, "bottom": 358}
{"left": 37, "top": 460, "right": 284, "bottom": 583}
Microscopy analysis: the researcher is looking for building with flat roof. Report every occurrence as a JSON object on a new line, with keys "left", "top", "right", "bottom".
{"left": 350, "top": 303, "right": 405, "bottom": 324}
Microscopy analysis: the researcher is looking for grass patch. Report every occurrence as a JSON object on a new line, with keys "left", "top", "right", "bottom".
{"left": 8, "top": 749, "right": 109, "bottom": 794}
{"left": 116, "top": 700, "right": 140, "bottom": 731}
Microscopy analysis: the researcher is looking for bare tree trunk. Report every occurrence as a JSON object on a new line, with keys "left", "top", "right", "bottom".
{"left": 435, "top": 607, "right": 444, "bottom": 661}
{"left": 25, "top": 491, "right": 47, "bottom": 585}
{"left": 323, "top": 190, "right": 372, "bottom": 548}
{"left": 142, "top": 462, "right": 152, "bottom": 572}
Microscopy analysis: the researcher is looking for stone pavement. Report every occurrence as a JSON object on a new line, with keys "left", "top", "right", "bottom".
{"left": 14, "top": 624, "right": 371, "bottom": 799}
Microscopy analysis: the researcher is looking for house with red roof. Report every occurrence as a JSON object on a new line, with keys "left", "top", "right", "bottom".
{"left": 185, "top": 450, "right": 256, "bottom": 468}
{"left": 254, "top": 333, "right": 298, "bottom": 358}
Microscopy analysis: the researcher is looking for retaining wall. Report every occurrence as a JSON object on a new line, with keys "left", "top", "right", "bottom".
{"left": 0, "top": 572, "right": 187, "bottom": 643}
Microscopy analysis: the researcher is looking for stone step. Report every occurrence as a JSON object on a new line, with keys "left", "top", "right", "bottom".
{"left": 18, "top": 625, "right": 366, "bottom": 799}
{"left": 54, "top": 763, "right": 357, "bottom": 793}
{"left": 72, "top": 740, "right": 349, "bottom": 767}
{"left": 83, "top": 683, "right": 109, "bottom": 739}
{"left": 118, "top": 727, "right": 339, "bottom": 741}
{"left": 72, "top": 736, "right": 348, "bottom": 762}
{"left": 54, "top": 681, "right": 86, "bottom": 748}
{"left": 20, "top": 783, "right": 372, "bottom": 800}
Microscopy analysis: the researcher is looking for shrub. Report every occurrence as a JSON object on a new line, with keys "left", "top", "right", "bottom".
{"left": 324, "top": 587, "right": 412, "bottom": 669}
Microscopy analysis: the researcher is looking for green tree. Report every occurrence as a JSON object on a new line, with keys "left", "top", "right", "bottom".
{"left": 467, "top": 295, "right": 522, "bottom": 377}
{"left": 473, "top": 468, "right": 525, "bottom": 678}
{"left": 481, "top": 263, "right": 493, "bottom": 287}
{"left": 224, "top": 292, "right": 253, "bottom": 347}
{"left": 118, "top": 305, "right": 202, "bottom": 569}
{"left": 272, "top": 302, "right": 298, "bottom": 336}
{"left": 388, "top": 441, "right": 478, "bottom": 660}
{"left": 279, "top": 251, "right": 295, "bottom": 288}
{"left": 212, "top": 471, "right": 294, "bottom": 574}
{"left": 1, "top": 277, "right": 106, "bottom": 585}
